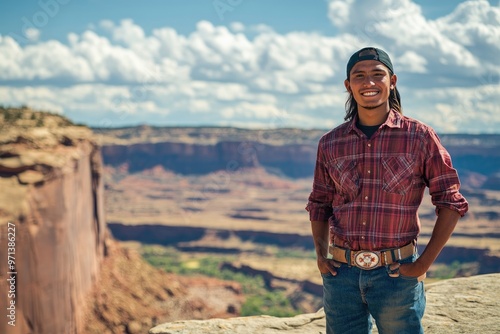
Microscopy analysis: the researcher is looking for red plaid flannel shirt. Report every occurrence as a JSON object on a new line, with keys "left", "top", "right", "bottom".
{"left": 306, "top": 110, "right": 468, "bottom": 251}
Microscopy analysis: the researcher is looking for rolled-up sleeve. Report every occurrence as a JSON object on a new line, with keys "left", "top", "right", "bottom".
{"left": 306, "top": 138, "right": 334, "bottom": 222}
{"left": 424, "top": 129, "right": 469, "bottom": 217}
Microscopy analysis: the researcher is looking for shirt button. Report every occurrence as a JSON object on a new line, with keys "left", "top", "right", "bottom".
{"left": 361, "top": 236, "right": 365, "bottom": 240}
{"left": 367, "top": 143, "right": 372, "bottom": 147}
{"left": 364, "top": 196, "right": 369, "bottom": 200}
{"left": 367, "top": 170, "right": 371, "bottom": 174}
{"left": 362, "top": 221, "right": 366, "bottom": 226}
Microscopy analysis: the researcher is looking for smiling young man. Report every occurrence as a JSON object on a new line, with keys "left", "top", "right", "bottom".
{"left": 306, "top": 47, "right": 468, "bottom": 334}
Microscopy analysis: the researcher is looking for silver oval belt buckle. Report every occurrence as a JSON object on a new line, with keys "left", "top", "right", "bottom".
{"left": 354, "top": 251, "right": 380, "bottom": 270}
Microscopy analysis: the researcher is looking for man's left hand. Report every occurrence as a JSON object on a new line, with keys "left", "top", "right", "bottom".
{"left": 389, "top": 261, "right": 427, "bottom": 281}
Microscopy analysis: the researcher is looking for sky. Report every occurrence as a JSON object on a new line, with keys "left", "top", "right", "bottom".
{"left": 0, "top": 0, "right": 499, "bottom": 133}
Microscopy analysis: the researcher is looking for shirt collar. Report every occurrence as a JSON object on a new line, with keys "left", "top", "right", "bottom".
{"left": 385, "top": 109, "right": 402, "bottom": 129}
{"left": 344, "top": 109, "right": 402, "bottom": 135}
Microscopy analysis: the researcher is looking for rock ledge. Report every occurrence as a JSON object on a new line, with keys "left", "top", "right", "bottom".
{"left": 150, "top": 273, "right": 500, "bottom": 334}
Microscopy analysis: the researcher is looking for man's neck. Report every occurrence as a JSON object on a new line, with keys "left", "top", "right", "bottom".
{"left": 357, "top": 106, "right": 391, "bottom": 126}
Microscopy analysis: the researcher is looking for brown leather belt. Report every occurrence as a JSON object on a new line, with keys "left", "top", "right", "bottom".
{"left": 329, "top": 242, "right": 415, "bottom": 270}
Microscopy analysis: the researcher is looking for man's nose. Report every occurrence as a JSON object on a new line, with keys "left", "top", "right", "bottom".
{"left": 362, "top": 76, "right": 375, "bottom": 86}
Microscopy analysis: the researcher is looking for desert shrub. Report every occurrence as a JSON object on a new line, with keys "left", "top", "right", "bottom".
{"left": 2, "top": 109, "right": 23, "bottom": 122}
{"left": 241, "top": 292, "right": 297, "bottom": 317}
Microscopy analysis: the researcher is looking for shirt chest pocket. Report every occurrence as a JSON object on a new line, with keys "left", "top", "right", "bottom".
{"left": 327, "top": 158, "right": 360, "bottom": 202}
{"left": 382, "top": 155, "right": 416, "bottom": 195}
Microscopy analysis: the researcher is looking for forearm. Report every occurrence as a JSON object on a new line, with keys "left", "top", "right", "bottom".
{"left": 310, "top": 220, "right": 330, "bottom": 258}
{"left": 416, "top": 207, "right": 460, "bottom": 272}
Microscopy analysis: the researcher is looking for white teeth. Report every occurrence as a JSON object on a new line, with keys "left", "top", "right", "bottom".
{"left": 362, "top": 91, "right": 378, "bottom": 96}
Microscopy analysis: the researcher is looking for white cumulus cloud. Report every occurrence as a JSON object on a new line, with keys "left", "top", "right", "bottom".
{"left": 0, "top": 1, "right": 498, "bottom": 132}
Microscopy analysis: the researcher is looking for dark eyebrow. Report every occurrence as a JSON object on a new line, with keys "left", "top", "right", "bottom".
{"left": 351, "top": 68, "right": 387, "bottom": 75}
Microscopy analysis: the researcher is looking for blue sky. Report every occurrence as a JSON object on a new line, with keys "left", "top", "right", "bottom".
{"left": 0, "top": 0, "right": 499, "bottom": 132}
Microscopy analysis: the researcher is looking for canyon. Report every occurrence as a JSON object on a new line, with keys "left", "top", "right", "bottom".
{"left": 97, "top": 126, "right": 500, "bottom": 274}
{"left": 95, "top": 125, "right": 500, "bottom": 333}
{"left": 97, "top": 124, "right": 500, "bottom": 331}
{"left": 1, "top": 107, "right": 499, "bottom": 333}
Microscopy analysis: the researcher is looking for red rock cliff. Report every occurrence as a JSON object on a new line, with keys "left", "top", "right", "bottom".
{"left": 0, "top": 108, "right": 245, "bottom": 334}
{"left": 0, "top": 108, "right": 106, "bottom": 334}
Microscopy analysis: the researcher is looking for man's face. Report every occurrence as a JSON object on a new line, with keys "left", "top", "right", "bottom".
{"left": 344, "top": 60, "right": 397, "bottom": 111}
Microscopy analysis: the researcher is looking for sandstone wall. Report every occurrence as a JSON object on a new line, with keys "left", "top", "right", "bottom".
{"left": 0, "top": 125, "right": 106, "bottom": 334}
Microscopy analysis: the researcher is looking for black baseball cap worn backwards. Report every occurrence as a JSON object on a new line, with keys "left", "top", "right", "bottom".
{"left": 346, "top": 47, "right": 394, "bottom": 78}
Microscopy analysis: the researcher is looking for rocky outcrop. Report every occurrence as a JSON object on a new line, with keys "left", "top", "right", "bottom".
{"left": 150, "top": 273, "right": 500, "bottom": 334}
{"left": 0, "top": 108, "right": 245, "bottom": 334}
{"left": 150, "top": 310, "right": 326, "bottom": 334}
{"left": 423, "top": 273, "right": 499, "bottom": 333}
{"left": 0, "top": 108, "right": 107, "bottom": 334}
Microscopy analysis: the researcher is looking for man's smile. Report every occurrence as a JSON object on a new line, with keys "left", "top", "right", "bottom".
{"left": 361, "top": 91, "right": 379, "bottom": 97}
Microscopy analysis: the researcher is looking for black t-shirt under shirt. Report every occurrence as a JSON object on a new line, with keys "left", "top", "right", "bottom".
{"left": 357, "top": 121, "right": 382, "bottom": 139}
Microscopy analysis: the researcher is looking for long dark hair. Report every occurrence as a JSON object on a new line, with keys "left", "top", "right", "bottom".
{"left": 344, "top": 86, "right": 403, "bottom": 122}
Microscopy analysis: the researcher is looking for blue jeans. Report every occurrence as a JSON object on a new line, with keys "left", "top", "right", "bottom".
{"left": 322, "top": 254, "right": 425, "bottom": 334}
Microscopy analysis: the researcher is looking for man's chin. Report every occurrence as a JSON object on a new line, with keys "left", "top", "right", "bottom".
{"left": 360, "top": 102, "right": 384, "bottom": 110}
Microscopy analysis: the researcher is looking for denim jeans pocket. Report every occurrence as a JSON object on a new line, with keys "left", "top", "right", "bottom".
{"left": 398, "top": 273, "right": 418, "bottom": 281}
{"left": 385, "top": 266, "right": 423, "bottom": 283}
{"left": 321, "top": 272, "right": 334, "bottom": 279}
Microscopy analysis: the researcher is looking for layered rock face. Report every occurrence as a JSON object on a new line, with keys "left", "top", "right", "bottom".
{"left": 0, "top": 108, "right": 107, "bottom": 334}
{"left": 96, "top": 126, "right": 500, "bottom": 188}
{"left": 0, "top": 108, "right": 245, "bottom": 334}
{"left": 101, "top": 141, "right": 316, "bottom": 178}
{"left": 95, "top": 126, "right": 321, "bottom": 178}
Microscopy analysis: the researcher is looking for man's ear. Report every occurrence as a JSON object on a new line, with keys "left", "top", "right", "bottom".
{"left": 390, "top": 74, "right": 397, "bottom": 89}
{"left": 344, "top": 79, "right": 351, "bottom": 93}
